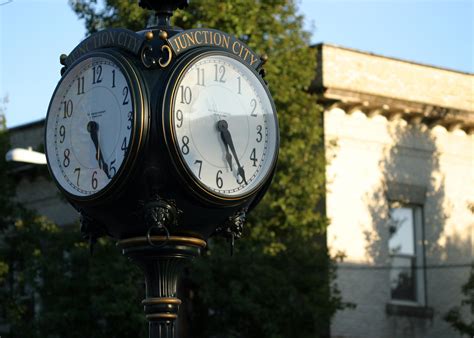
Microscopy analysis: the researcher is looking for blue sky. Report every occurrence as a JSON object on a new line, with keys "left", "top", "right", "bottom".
{"left": 1, "top": 0, "right": 472, "bottom": 128}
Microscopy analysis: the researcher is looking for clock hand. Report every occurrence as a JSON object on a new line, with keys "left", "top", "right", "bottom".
{"left": 217, "top": 124, "right": 233, "bottom": 171}
{"left": 216, "top": 120, "right": 247, "bottom": 185}
{"left": 87, "top": 121, "right": 111, "bottom": 179}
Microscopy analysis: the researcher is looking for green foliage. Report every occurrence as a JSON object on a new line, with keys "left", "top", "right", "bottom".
{"left": 0, "top": 96, "right": 17, "bottom": 231}
{"left": 0, "top": 113, "right": 145, "bottom": 336}
{"left": 0, "top": 214, "right": 146, "bottom": 338}
{"left": 443, "top": 264, "right": 474, "bottom": 335}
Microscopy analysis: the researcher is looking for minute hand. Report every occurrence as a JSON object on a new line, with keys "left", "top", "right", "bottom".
{"left": 220, "top": 122, "right": 247, "bottom": 185}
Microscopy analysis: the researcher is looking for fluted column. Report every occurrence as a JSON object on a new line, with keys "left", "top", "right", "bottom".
{"left": 118, "top": 236, "right": 206, "bottom": 338}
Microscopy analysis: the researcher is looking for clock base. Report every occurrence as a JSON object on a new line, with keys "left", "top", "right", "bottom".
{"left": 117, "top": 236, "right": 206, "bottom": 338}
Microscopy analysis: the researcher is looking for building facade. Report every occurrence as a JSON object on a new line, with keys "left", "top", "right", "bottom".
{"left": 5, "top": 44, "right": 474, "bottom": 337}
{"left": 315, "top": 44, "right": 473, "bottom": 338}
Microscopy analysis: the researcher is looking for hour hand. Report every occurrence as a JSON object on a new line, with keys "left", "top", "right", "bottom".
{"left": 87, "top": 121, "right": 110, "bottom": 178}
{"left": 217, "top": 120, "right": 233, "bottom": 171}
{"left": 220, "top": 134, "right": 233, "bottom": 171}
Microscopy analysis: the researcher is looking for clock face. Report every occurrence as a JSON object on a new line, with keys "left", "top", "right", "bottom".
{"left": 45, "top": 53, "right": 144, "bottom": 199}
{"left": 167, "top": 53, "right": 278, "bottom": 201}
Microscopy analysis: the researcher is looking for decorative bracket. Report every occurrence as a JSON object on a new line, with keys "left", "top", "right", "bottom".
{"left": 79, "top": 212, "right": 108, "bottom": 255}
{"left": 215, "top": 208, "right": 247, "bottom": 255}
{"left": 142, "top": 194, "right": 181, "bottom": 248}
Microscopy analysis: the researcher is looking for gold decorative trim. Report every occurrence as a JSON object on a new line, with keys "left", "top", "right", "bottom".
{"left": 159, "top": 45, "right": 173, "bottom": 68}
{"left": 146, "top": 313, "right": 178, "bottom": 321}
{"left": 142, "top": 297, "right": 182, "bottom": 305}
{"left": 117, "top": 236, "right": 207, "bottom": 249}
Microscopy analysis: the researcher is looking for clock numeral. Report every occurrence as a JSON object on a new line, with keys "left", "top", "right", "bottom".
{"left": 74, "top": 168, "right": 81, "bottom": 186}
{"left": 127, "top": 111, "right": 133, "bottom": 130}
{"left": 216, "top": 170, "right": 223, "bottom": 189}
{"left": 214, "top": 64, "right": 226, "bottom": 83}
{"left": 196, "top": 67, "right": 205, "bottom": 86}
{"left": 237, "top": 76, "right": 242, "bottom": 94}
{"left": 110, "top": 159, "right": 117, "bottom": 177}
{"left": 92, "top": 65, "right": 102, "bottom": 84}
{"left": 92, "top": 171, "right": 98, "bottom": 190}
{"left": 77, "top": 76, "right": 85, "bottom": 95}
{"left": 59, "top": 125, "right": 66, "bottom": 143}
{"left": 250, "top": 98, "right": 257, "bottom": 117}
{"left": 194, "top": 160, "right": 202, "bottom": 178}
{"left": 179, "top": 86, "right": 192, "bottom": 104}
{"left": 62, "top": 100, "right": 73, "bottom": 119}
{"left": 122, "top": 86, "right": 129, "bottom": 105}
{"left": 176, "top": 110, "right": 184, "bottom": 128}
{"left": 63, "top": 148, "right": 70, "bottom": 168}
{"left": 121, "top": 137, "right": 128, "bottom": 154}
{"left": 112, "top": 69, "right": 116, "bottom": 88}
{"left": 256, "top": 125, "right": 263, "bottom": 143}
{"left": 181, "top": 136, "right": 190, "bottom": 155}
{"left": 250, "top": 148, "right": 257, "bottom": 167}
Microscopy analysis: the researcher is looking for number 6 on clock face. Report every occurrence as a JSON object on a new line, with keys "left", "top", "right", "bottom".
{"left": 164, "top": 52, "right": 279, "bottom": 203}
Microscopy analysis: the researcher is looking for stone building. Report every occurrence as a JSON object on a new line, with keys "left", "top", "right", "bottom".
{"left": 5, "top": 44, "right": 474, "bottom": 337}
{"left": 314, "top": 44, "right": 473, "bottom": 338}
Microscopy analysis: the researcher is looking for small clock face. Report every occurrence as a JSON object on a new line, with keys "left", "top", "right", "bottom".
{"left": 167, "top": 53, "right": 278, "bottom": 201}
{"left": 45, "top": 53, "right": 144, "bottom": 199}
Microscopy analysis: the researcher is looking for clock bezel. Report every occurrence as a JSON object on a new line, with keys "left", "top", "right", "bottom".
{"left": 161, "top": 50, "right": 279, "bottom": 206}
{"left": 44, "top": 50, "right": 149, "bottom": 203}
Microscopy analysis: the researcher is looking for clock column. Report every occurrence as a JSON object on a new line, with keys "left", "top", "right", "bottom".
{"left": 118, "top": 236, "right": 206, "bottom": 338}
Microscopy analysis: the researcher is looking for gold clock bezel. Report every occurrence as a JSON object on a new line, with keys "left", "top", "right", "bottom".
{"left": 162, "top": 50, "right": 279, "bottom": 206}
{"left": 44, "top": 50, "right": 149, "bottom": 203}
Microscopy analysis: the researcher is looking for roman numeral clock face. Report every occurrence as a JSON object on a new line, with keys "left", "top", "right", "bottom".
{"left": 45, "top": 54, "right": 144, "bottom": 200}
{"left": 168, "top": 53, "right": 278, "bottom": 201}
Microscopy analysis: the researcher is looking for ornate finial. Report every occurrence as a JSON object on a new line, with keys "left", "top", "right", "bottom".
{"left": 139, "top": 0, "right": 189, "bottom": 27}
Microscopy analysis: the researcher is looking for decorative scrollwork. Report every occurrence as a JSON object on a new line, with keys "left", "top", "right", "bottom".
{"left": 158, "top": 44, "right": 173, "bottom": 68}
{"left": 140, "top": 43, "right": 173, "bottom": 69}
{"left": 141, "top": 44, "right": 157, "bottom": 68}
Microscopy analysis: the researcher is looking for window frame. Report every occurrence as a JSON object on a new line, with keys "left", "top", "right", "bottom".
{"left": 388, "top": 202, "right": 426, "bottom": 307}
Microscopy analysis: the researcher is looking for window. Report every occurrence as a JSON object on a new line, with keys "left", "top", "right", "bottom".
{"left": 388, "top": 204, "right": 425, "bottom": 305}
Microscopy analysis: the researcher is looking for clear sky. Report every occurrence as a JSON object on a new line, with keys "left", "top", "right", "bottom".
{"left": 1, "top": 0, "right": 472, "bottom": 129}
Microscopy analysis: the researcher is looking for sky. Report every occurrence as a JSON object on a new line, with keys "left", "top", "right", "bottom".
{"left": 0, "top": 0, "right": 472, "bottom": 129}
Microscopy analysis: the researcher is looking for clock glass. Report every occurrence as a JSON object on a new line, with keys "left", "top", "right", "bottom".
{"left": 168, "top": 53, "right": 278, "bottom": 200}
{"left": 45, "top": 53, "right": 142, "bottom": 199}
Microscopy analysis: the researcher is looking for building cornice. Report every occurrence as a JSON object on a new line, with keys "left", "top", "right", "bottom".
{"left": 313, "top": 44, "right": 474, "bottom": 133}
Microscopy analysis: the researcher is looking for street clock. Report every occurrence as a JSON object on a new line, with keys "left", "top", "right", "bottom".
{"left": 44, "top": 1, "right": 279, "bottom": 337}
{"left": 45, "top": 2, "right": 279, "bottom": 242}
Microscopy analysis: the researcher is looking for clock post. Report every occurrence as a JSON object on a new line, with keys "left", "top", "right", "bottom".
{"left": 117, "top": 2, "right": 206, "bottom": 336}
{"left": 45, "top": 1, "right": 279, "bottom": 337}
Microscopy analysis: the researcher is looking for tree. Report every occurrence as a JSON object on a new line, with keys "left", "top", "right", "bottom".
{"left": 0, "top": 95, "right": 17, "bottom": 232}
{"left": 443, "top": 265, "right": 474, "bottom": 336}
{"left": 68, "top": 0, "right": 350, "bottom": 337}
{"left": 0, "top": 109, "right": 145, "bottom": 337}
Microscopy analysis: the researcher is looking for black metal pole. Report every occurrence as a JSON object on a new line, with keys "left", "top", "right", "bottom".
{"left": 118, "top": 236, "right": 206, "bottom": 338}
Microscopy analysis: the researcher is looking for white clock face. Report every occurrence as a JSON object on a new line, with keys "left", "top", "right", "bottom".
{"left": 46, "top": 55, "right": 137, "bottom": 198}
{"left": 170, "top": 53, "right": 278, "bottom": 199}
